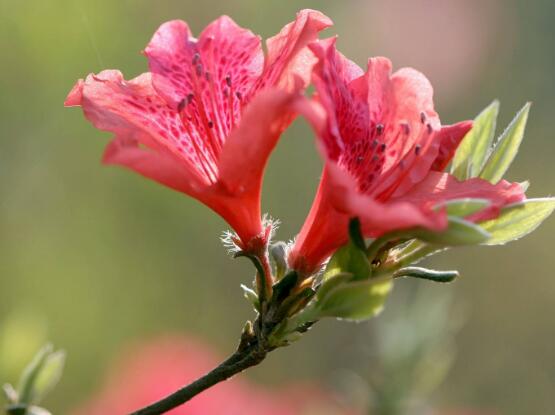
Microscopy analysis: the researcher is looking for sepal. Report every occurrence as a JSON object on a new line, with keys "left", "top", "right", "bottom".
{"left": 451, "top": 100, "right": 499, "bottom": 179}
{"left": 479, "top": 103, "right": 530, "bottom": 183}
{"left": 480, "top": 198, "right": 555, "bottom": 245}
{"left": 315, "top": 277, "right": 393, "bottom": 322}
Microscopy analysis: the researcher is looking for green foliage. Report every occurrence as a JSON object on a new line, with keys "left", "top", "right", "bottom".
{"left": 438, "top": 198, "right": 490, "bottom": 217}
{"left": 17, "top": 345, "right": 65, "bottom": 406}
{"left": 3, "top": 344, "right": 64, "bottom": 415}
{"left": 315, "top": 278, "right": 393, "bottom": 322}
{"left": 451, "top": 100, "right": 499, "bottom": 179}
{"left": 480, "top": 103, "right": 531, "bottom": 183}
{"left": 480, "top": 198, "right": 555, "bottom": 245}
{"left": 393, "top": 267, "right": 459, "bottom": 283}
{"left": 414, "top": 216, "right": 490, "bottom": 246}
{"left": 240, "top": 284, "right": 259, "bottom": 311}
{"left": 324, "top": 241, "right": 372, "bottom": 281}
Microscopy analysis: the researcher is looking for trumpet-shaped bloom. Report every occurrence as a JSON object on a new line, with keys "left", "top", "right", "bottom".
{"left": 65, "top": 10, "right": 332, "bottom": 249}
{"left": 71, "top": 335, "right": 359, "bottom": 415}
{"left": 290, "top": 39, "right": 524, "bottom": 274}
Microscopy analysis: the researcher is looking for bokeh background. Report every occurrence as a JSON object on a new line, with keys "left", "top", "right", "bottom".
{"left": 1, "top": 0, "right": 554, "bottom": 413}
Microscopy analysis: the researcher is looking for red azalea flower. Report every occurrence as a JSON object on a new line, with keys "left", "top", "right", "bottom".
{"left": 289, "top": 39, "right": 525, "bottom": 274}
{"left": 71, "top": 335, "right": 359, "bottom": 415}
{"left": 65, "top": 10, "right": 332, "bottom": 250}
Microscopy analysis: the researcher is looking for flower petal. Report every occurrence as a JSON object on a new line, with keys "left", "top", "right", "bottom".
{"left": 431, "top": 121, "right": 473, "bottom": 171}
{"left": 254, "top": 9, "right": 333, "bottom": 93}
{"left": 72, "top": 70, "right": 216, "bottom": 184}
{"left": 103, "top": 134, "right": 204, "bottom": 196}
{"left": 308, "top": 37, "right": 367, "bottom": 160}
{"left": 218, "top": 88, "right": 298, "bottom": 194}
{"left": 398, "top": 171, "right": 525, "bottom": 221}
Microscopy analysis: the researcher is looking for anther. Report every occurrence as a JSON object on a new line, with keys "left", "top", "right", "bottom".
{"left": 426, "top": 123, "right": 433, "bottom": 134}
{"left": 235, "top": 91, "right": 242, "bottom": 100}
{"left": 177, "top": 98, "right": 187, "bottom": 112}
{"left": 401, "top": 122, "right": 410, "bottom": 134}
{"left": 379, "top": 143, "right": 386, "bottom": 152}
{"left": 208, "top": 120, "right": 214, "bottom": 129}
{"left": 205, "top": 71, "right": 211, "bottom": 81}
{"left": 420, "top": 111, "right": 426, "bottom": 123}
{"left": 192, "top": 53, "right": 200, "bottom": 65}
{"left": 187, "top": 93, "right": 194, "bottom": 103}
{"left": 196, "top": 64, "right": 203, "bottom": 77}
{"left": 371, "top": 139, "right": 378, "bottom": 149}
{"left": 376, "top": 124, "right": 384, "bottom": 135}
{"left": 415, "top": 144, "right": 422, "bottom": 155}
{"left": 225, "top": 74, "right": 232, "bottom": 87}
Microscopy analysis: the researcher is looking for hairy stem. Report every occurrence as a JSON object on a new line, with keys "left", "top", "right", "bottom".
{"left": 129, "top": 339, "right": 267, "bottom": 415}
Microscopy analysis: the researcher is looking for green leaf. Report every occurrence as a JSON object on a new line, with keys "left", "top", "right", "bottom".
{"left": 27, "top": 406, "right": 52, "bottom": 415}
{"left": 240, "top": 284, "right": 259, "bottom": 311}
{"left": 480, "top": 198, "right": 555, "bottom": 245}
{"left": 17, "top": 344, "right": 52, "bottom": 405}
{"left": 479, "top": 103, "right": 531, "bottom": 183}
{"left": 271, "top": 271, "right": 299, "bottom": 303}
{"left": 316, "top": 278, "right": 393, "bottom": 322}
{"left": 16, "top": 345, "right": 65, "bottom": 406}
{"left": 393, "top": 267, "right": 459, "bottom": 283}
{"left": 436, "top": 198, "right": 491, "bottom": 217}
{"left": 324, "top": 241, "right": 372, "bottom": 281}
{"left": 30, "top": 350, "right": 65, "bottom": 405}
{"left": 415, "top": 216, "right": 490, "bottom": 246}
{"left": 269, "top": 242, "right": 288, "bottom": 280}
{"left": 451, "top": 100, "right": 499, "bottom": 179}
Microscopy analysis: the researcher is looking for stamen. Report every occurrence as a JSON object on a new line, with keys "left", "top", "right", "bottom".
{"left": 415, "top": 144, "right": 422, "bottom": 155}
{"left": 235, "top": 91, "right": 242, "bottom": 101}
{"left": 225, "top": 74, "right": 232, "bottom": 87}
{"left": 177, "top": 98, "right": 187, "bottom": 113}
{"left": 195, "top": 64, "right": 203, "bottom": 77}
{"left": 379, "top": 143, "right": 386, "bottom": 152}
{"left": 401, "top": 122, "right": 410, "bottom": 135}
{"left": 192, "top": 53, "right": 200, "bottom": 65}
{"left": 426, "top": 123, "right": 433, "bottom": 134}
{"left": 376, "top": 124, "right": 384, "bottom": 135}
{"left": 420, "top": 112, "right": 426, "bottom": 123}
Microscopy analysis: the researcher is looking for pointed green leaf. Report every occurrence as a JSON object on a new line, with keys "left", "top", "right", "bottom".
{"left": 3, "top": 383, "right": 18, "bottom": 403}
{"left": 451, "top": 100, "right": 499, "bottom": 179}
{"left": 415, "top": 216, "right": 490, "bottom": 246}
{"left": 480, "top": 198, "right": 555, "bottom": 245}
{"left": 316, "top": 278, "right": 393, "bottom": 322}
{"left": 240, "top": 284, "right": 259, "bottom": 310}
{"left": 393, "top": 267, "right": 459, "bottom": 283}
{"left": 27, "top": 406, "right": 52, "bottom": 415}
{"left": 17, "top": 344, "right": 52, "bottom": 404}
{"left": 324, "top": 241, "right": 372, "bottom": 281}
{"left": 271, "top": 271, "right": 299, "bottom": 302}
{"left": 269, "top": 242, "right": 288, "bottom": 280}
{"left": 436, "top": 198, "right": 491, "bottom": 217}
{"left": 30, "top": 350, "right": 65, "bottom": 405}
{"left": 480, "top": 103, "right": 531, "bottom": 183}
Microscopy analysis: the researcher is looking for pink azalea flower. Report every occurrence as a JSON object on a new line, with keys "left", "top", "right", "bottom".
{"left": 65, "top": 10, "right": 332, "bottom": 250}
{"left": 289, "top": 39, "right": 525, "bottom": 274}
{"left": 71, "top": 335, "right": 359, "bottom": 415}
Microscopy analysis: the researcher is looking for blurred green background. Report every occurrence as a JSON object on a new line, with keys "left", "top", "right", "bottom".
{"left": 1, "top": 0, "right": 554, "bottom": 413}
